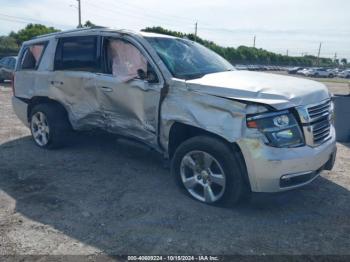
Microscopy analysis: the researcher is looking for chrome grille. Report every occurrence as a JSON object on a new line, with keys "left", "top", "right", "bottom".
{"left": 311, "top": 119, "right": 331, "bottom": 145}
{"left": 307, "top": 99, "right": 331, "bottom": 122}
{"left": 297, "top": 99, "right": 333, "bottom": 147}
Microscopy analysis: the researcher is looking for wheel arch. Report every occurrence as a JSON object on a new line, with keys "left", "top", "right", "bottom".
{"left": 168, "top": 121, "right": 251, "bottom": 191}
{"left": 27, "top": 96, "right": 69, "bottom": 123}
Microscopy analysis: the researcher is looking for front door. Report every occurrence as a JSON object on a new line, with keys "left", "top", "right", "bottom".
{"left": 95, "top": 36, "right": 164, "bottom": 147}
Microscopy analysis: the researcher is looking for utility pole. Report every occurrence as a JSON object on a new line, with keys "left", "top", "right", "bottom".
{"left": 253, "top": 35, "right": 256, "bottom": 48}
{"left": 194, "top": 21, "right": 198, "bottom": 42}
{"left": 286, "top": 49, "right": 289, "bottom": 56}
{"left": 317, "top": 42, "right": 322, "bottom": 66}
{"left": 77, "top": 0, "right": 82, "bottom": 28}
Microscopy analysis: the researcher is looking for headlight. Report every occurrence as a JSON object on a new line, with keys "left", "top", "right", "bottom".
{"left": 246, "top": 110, "right": 304, "bottom": 148}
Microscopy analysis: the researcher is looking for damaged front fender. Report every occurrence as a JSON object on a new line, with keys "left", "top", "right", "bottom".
{"left": 160, "top": 79, "right": 268, "bottom": 154}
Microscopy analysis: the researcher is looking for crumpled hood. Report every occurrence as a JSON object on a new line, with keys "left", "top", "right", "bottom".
{"left": 186, "top": 71, "right": 330, "bottom": 110}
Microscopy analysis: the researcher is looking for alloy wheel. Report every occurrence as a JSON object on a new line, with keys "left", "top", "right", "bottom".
{"left": 31, "top": 112, "right": 50, "bottom": 146}
{"left": 180, "top": 150, "right": 226, "bottom": 203}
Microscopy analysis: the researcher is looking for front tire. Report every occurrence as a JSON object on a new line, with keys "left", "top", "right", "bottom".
{"left": 171, "top": 136, "right": 249, "bottom": 206}
{"left": 30, "top": 103, "right": 71, "bottom": 149}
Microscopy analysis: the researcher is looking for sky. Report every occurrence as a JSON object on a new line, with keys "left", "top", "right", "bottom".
{"left": 0, "top": 0, "right": 349, "bottom": 60}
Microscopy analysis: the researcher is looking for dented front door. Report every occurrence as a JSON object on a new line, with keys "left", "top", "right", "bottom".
{"left": 94, "top": 74, "right": 161, "bottom": 146}
{"left": 93, "top": 36, "right": 163, "bottom": 146}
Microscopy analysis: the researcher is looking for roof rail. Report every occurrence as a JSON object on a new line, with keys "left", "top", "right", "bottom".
{"left": 33, "top": 26, "right": 108, "bottom": 39}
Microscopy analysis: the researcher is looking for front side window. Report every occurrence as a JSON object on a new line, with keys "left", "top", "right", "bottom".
{"left": 55, "top": 36, "right": 99, "bottom": 72}
{"left": 20, "top": 43, "right": 46, "bottom": 70}
{"left": 104, "top": 39, "right": 151, "bottom": 82}
{"left": 145, "top": 37, "right": 234, "bottom": 80}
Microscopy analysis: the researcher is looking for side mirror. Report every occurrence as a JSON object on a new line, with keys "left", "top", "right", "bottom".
{"left": 137, "top": 69, "right": 147, "bottom": 80}
{"left": 147, "top": 70, "right": 159, "bottom": 84}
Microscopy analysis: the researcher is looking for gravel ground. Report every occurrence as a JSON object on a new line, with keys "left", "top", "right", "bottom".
{"left": 0, "top": 81, "right": 349, "bottom": 256}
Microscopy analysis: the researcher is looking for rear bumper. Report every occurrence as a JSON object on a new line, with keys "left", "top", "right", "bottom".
{"left": 12, "top": 96, "right": 29, "bottom": 127}
{"left": 238, "top": 127, "right": 337, "bottom": 192}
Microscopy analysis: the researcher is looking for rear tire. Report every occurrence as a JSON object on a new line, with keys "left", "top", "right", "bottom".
{"left": 29, "top": 103, "right": 72, "bottom": 149}
{"left": 171, "top": 136, "right": 249, "bottom": 206}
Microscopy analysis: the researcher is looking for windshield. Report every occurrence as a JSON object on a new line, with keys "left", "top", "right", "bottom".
{"left": 145, "top": 37, "right": 234, "bottom": 80}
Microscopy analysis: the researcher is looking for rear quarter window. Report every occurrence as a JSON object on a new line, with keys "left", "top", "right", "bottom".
{"left": 19, "top": 42, "right": 47, "bottom": 70}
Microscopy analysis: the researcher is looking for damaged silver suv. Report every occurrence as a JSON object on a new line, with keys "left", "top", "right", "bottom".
{"left": 12, "top": 28, "right": 337, "bottom": 205}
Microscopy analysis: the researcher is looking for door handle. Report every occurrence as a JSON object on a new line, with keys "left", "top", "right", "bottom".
{"left": 100, "top": 86, "right": 113, "bottom": 92}
{"left": 50, "top": 80, "right": 64, "bottom": 86}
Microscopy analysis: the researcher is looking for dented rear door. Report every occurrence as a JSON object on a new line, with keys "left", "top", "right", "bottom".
{"left": 51, "top": 35, "right": 104, "bottom": 130}
{"left": 50, "top": 71, "right": 103, "bottom": 129}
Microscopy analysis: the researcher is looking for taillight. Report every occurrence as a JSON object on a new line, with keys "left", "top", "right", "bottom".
{"left": 11, "top": 73, "right": 15, "bottom": 96}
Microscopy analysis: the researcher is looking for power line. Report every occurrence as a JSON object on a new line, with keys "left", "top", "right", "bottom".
{"left": 83, "top": 1, "right": 193, "bottom": 29}
{"left": 87, "top": 0, "right": 199, "bottom": 25}
{"left": 0, "top": 13, "right": 72, "bottom": 28}
{"left": 84, "top": 0, "right": 202, "bottom": 30}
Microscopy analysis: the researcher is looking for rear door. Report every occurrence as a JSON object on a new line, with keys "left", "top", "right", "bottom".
{"left": 52, "top": 35, "right": 104, "bottom": 129}
{"left": 94, "top": 36, "right": 164, "bottom": 146}
{"left": 15, "top": 42, "right": 48, "bottom": 97}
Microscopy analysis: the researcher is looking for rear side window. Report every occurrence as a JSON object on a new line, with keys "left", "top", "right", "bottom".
{"left": 19, "top": 43, "right": 46, "bottom": 70}
{"left": 54, "top": 36, "right": 100, "bottom": 72}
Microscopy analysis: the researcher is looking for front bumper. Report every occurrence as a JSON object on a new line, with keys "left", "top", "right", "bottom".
{"left": 238, "top": 127, "right": 337, "bottom": 192}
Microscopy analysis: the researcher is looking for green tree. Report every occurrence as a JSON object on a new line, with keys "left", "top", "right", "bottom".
{"left": 9, "top": 24, "right": 60, "bottom": 45}
{"left": 341, "top": 58, "right": 347, "bottom": 66}
{"left": 0, "top": 36, "right": 19, "bottom": 57}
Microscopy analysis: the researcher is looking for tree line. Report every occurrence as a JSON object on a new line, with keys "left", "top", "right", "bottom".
{"left": 142, "top": 26, "right": 347, "bottom": 67}
{"left": 0, "top": 23, "right": 347, "bottom": 68}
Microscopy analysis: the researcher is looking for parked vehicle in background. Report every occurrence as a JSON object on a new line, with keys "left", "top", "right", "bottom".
{"left": 235, "top": 65, "right": 248, "bottom": 70}
{"left": 0, "top": 56, "right": 17, "bottom": 82}
{"left": 297, "top": 68, "right": 310, "bottom": 76}
{"left": 337, "top": 69, "right": 350, "bottom": 79}
{"left": 306, "top": 68, "right": 335, "bottom": 78}
{"left": 326, "top": 69, "right": 338, "bottom": 77}
{"left": 331, "top": 68, "right": 342, "bottom": 75}
{"left": 11, "top": 28, "right": 336, "bottom": 206}
{"left": 288, "top": 67, "right": 303, "bottom": 74}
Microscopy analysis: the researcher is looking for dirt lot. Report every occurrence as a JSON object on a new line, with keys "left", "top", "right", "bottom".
{"left": 0, "top": 80, "right": 349, "bottom": 256}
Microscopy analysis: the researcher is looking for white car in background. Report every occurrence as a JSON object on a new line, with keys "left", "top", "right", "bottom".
{"left": 337, "top": 69, "right": 350, "bottom": 79}
{"left": 306, "top": 68, "right": 335, "bottom": 78}
{"left": 296, "top": 68, "right": 310, "bottom": 76}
